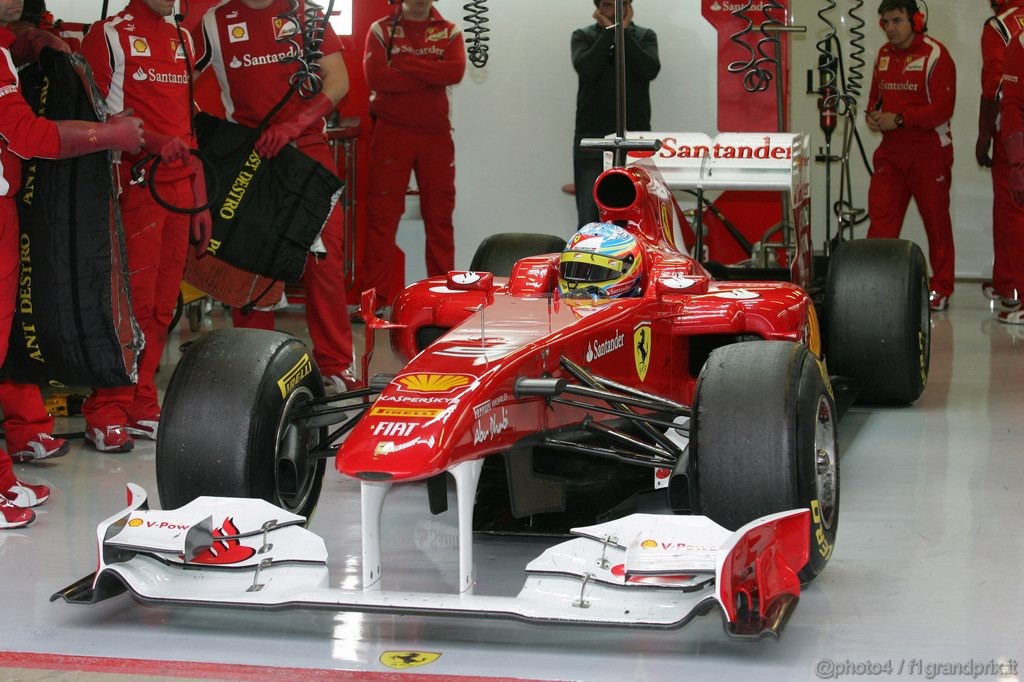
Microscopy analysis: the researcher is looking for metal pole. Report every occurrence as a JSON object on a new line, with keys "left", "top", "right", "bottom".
{"left": 613, "top": 0, "right": 627, "bottom": 167}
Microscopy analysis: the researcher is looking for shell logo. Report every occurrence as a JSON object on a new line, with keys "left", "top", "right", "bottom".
{"left": 640, "top": 539, "right": 657, "bottom": 549}
{"left": 227, "top": 22, "right": 248, "bottom": 43}
{"left": 129, "top": 36, "right": 150, "bottom": 56}
{"left": 128, "top": 517, "right": 143, "bottom": 527}
{"left": 397, "top": 373, "right": 472, "bottom": 394}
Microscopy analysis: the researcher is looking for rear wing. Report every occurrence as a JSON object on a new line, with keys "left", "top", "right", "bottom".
{"left": 605, "top": 132, "right": 810, "bottom": 200}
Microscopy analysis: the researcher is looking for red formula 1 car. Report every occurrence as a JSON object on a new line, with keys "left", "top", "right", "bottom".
{"left": 55, "top": 131, "right": 929, "bottom": 641}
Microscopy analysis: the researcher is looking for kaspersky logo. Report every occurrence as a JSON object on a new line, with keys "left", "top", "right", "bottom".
{"left": 397, "top": 373, "right": 472, "bottom": 393}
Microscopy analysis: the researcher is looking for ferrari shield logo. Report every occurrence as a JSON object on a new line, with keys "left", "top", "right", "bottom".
{"left": 379, "top": 651, "right": 441, "bottom": 670}
{"left": 634, "top": 323, "right": 651, "bottom": 382}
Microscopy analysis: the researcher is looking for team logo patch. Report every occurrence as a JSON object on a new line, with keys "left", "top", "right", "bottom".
{"left": 273, "top": 16, "right": 297, "bottom": 39}
{"left": 879, "top": 56, "right": 890, "bottom": 71}
{"left": 425, "top": 27, "right": 448, "bottom": 42}
{"left": 227, "top": 22, "right": 249, "bottom": 43}
{"left": 171, "top": 38, "right": 186, "bottom": 60}
{"left": 396, "top": 373, "right": 472, "bottom": 393}
{"left": 634, "top": 323, "right": 651, "bottom": 382}
{"left": 905, "top": 55, "right": 925, "bottom": 72}
{"left": 129, "top": 36, "right": 150, "bottom": 56}
{"left": 379, "top": 652, "right": 442, "bottom": 670}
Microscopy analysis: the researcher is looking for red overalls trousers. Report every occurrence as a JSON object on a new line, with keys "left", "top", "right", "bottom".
{"left": 868, "top": 141, "right": 956, "bottom": 297}
{"left": 362, "top": 119, "right": 456, "bottom": 310}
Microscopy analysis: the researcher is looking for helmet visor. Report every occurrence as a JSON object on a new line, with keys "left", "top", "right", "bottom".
{"left": 559, "top": 252, "right": 628, "bottom": 283}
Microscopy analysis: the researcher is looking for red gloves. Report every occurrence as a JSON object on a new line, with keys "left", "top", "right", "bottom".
{"left": 1004, "top": 132, "right": 1024, "bottom": 206}
{"left": 255, "top": 92, "right": 335, "bottom": 159}
{"left": 54, "top": 115, "right": 145, "bottom": 159}
{"left": 976, "top": 97, "right": 999, "bottom": 168}
{"left": 143, "top": 131, "right": 191, "bottom": 165}
{"left": 189, "top": 159, "right": 214, "bottom": 258}
{"left": 9, "top": 28, "right": 70, "bottom": 65}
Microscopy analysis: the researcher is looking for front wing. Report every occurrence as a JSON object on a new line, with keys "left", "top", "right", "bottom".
{"left": 53, "top": 484, "right": 810, "bottom": 641}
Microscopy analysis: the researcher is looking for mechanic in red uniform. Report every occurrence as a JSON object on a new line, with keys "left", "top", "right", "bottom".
{"left": 0, "top": 0, "right": 144, "bottom": 526}
{"left": 866, "top": 0, "right": 956, "bottom": 311}
{"left": 0, "top": 0, "right": 74, "bottom": 467}
{"left": 978, "top": 0, "right": 1024, "bottom": 310}
{"left": 996, "top": 31, "right": 1024, "bottom": 324}
{"left": 79, "top": 0, "right": 212, "bottom": 451}
{"left": 361, "top": 0, "right": 466, "bottom": 314}
{"left": 193, "top": 0, "right": 355, "bottom": 393}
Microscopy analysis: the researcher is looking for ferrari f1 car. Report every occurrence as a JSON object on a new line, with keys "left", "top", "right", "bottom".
{"left": 55, "top": 130, "right": 929, "bottom": 641}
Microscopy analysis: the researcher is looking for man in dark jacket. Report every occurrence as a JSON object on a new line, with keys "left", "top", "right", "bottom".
{"left": 571, "top": 0, "right": 660, "bottom": 228}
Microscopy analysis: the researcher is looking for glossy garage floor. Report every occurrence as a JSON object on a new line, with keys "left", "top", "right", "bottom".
{"left": 1, "top": 291, "right": 1022, "bottom": 681}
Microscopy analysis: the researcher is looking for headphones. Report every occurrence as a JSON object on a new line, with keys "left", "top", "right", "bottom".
{"left": 878, "top": 0, "right": 927, "bottom": 33}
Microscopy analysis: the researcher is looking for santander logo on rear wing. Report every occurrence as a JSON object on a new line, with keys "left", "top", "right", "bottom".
{"left": 604, "top": 132, "right": 811, "bottom": 203}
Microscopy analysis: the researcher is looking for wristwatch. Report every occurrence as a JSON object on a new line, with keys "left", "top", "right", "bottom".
{"left": 895, "top": 113, "right": 905, "bottom": 128}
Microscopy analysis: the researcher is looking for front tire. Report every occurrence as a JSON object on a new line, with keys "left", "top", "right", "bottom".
{"left": 156, "top": 329, "right": 326, "bottom": 519}
{"left": 692, "top": 341, "right": 839, "bottom": 582}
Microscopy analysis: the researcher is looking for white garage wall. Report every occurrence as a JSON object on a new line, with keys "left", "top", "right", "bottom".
{"left": 48, "top": 0, "right": 996, "bottom": 282}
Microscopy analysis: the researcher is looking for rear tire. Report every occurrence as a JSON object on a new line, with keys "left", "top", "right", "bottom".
{"left": 825, "top": 239, "right": 929, "bottom": 404}
{"left": 469, "top": 233, "right": 567, "bottom": 276}
{"left": 156, "top": 329, "right": 326, "bottom": 519}
{"left": 692, "top": 341, "right": 839, "bottom": 582}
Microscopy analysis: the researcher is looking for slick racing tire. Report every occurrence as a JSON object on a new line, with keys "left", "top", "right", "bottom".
{"left": 469, "top": 233, "right": 567, "bottom": 276}
{"left": 692, "top": 341, "right": 839, "bottom": 583}
{"left": 825, "top": 238, "right": 929, "bottom": 404}
{"left": 157, "top": 329, "right": 326, "bottom": 520}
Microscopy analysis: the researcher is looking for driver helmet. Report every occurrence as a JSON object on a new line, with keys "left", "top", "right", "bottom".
{"left": 558, "top": 222, "right": 644, "bottom": 299}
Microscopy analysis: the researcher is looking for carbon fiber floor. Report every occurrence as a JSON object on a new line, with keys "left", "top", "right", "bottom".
{"left": 2, "top": 293, "right": 1021, "bottom": 681}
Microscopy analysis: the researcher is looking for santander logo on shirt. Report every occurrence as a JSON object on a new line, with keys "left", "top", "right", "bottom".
{"left": 228, "top": 47, "right": 299, "bottom": 69}
{"left": 131, "top": 66, "right": 189, "bottom": 84}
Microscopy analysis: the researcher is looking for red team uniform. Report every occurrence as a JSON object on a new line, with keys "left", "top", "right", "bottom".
{"left": 362, "top": 5, "right": 465, "bottom": 311}
{"left": 998, "top": 24, "right": 1024, "bottom": 323}
{"left": 193, "top": 0, "right": 354, "bottom": 381}
{"left": 867, "top": 31, "right": 957, "bottom": 301}
{"left": 0, "top": 27, "right": 62, "bottom": 516}
{"left": 982, "top": 1, "right": 1024, "bottom": 306}
{"left": 79, "top": 0, "right": 198, "bottom": 450}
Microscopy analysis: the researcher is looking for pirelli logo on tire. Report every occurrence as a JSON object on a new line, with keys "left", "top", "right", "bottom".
{"left": 277, "top": 353, "right": 312, "bottom": 398}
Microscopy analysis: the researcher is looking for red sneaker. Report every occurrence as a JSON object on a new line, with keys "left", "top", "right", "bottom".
{"left": 929, "top": 291, "right": 949, "bottom": 312}
{"left": 0, "top": 498, "right": 34, "bottom": 530}
{"left": 126, "top": 417, "right": 159, "bottom": 441}
{"left": 85, "top": 426, "right": 134, "bottom": 453}
{"left": 11, "top": 433, "right": 70, "bottom": 463}
{"left": 3, "top": 480, "right": 49, "bottom": 508}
